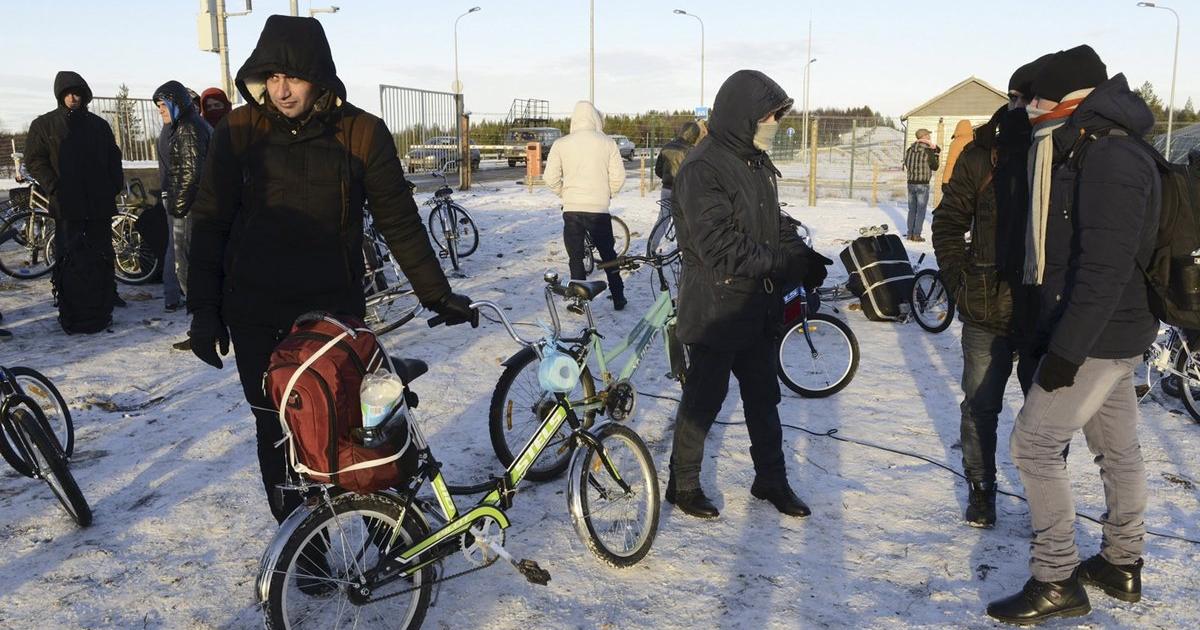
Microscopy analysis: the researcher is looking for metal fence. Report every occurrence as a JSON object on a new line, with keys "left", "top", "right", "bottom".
{"left": 378, "top": 85, "right": 464, "bottom": 174}
{"left": 90, "top": 96, "right": 163, "bottom": 163}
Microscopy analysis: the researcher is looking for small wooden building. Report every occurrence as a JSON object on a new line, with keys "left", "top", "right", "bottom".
{"left": 900, "top": 76, "right": 1007, "bottom": 150}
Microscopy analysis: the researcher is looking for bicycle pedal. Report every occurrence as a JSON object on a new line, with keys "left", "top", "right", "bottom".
{"left": 514, "top": 559, "right": 551, "bottom": 586}
{"left": 438, "top": 251, "right": 449, "bottom": 259}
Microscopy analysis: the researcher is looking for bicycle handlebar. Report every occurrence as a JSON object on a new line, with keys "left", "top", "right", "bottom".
{"left": 598, "top": 251, "right": 680, "bottom": 271}
{"left": 426, "top": 300, "right": 540, "bottom": 348}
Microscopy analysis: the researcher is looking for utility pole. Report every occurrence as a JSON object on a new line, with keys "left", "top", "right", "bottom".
{"left": 216, "top": 0, "right": 233, "bottom": 99}
{"left": 801, "top": 19, "right": 813, "bottom": 160}
{"left": 589, "top": 0, "right": 595, "bottom": 103}
{"left": 290, "top": 0, "right": 298, "bottom": 15}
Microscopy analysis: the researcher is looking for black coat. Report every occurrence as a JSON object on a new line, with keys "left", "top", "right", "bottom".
{"left": 24, "top": 71, "right": 123, "bottom": 223}
{"left": 932, "top": 106, "right": 1031, "bottom": 335}
{"left": 655, "top": 122, "right": 702, "bottom": 190}
{"left": 673, "top": 70, "right": 808, "bottom": 351}
{"left": 153, "top": 80, "right": 212, "bottom": 218}
{"left": 1036, "top": 74, "right": 1161, "bottom": 363}
{"left": 187, "top": 15, "right": 450, "bottom": 330}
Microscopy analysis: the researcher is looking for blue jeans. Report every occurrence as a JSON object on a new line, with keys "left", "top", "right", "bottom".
{"left": 906, "top": 183, "right": 930, "bottom": 237}
{"left": 163, "top": 213, "right": 190, "bottom": 307}
{"left": 959, "top": 321, "right": 1037, "bottom": 483}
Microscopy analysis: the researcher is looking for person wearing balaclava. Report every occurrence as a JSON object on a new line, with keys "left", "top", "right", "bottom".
{"left": 24, "top": 70, "right": 125, "bottom": 333}
{"left": 930, "top": 55, "right": 1050, "bottom": 533}
{"left": 666, "top": 70, "right": 831, "bottom": 521}
{"left": 988, "top": 45, "right": 1160, "bottom": 625}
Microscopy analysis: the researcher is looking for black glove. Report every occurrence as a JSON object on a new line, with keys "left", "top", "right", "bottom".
{"left": 429, "top": 292, "right": 478, "bottom": 327}
{"left": 1037, "top": 352, "right": 1079, "bottom": 392}
{"left": 190, "top": 308, "right": 230, "bottom": 369}
{"left": 803, "top": 250, "right": 833, "bottom": 290}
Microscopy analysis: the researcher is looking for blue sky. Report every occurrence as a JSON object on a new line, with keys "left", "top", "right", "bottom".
{"left": 0, "top": 0, "right": 1194, "bottom": 131}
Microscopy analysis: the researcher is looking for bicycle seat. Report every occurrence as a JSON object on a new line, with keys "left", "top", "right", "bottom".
{"left": 565, "top": 280, "right": 607, "bottom": 301}
{"left": 388, "top": 356, "right": 428, "bottom": 385}
{"left": 434, "top": 186, "right": 454, "bottom": 198}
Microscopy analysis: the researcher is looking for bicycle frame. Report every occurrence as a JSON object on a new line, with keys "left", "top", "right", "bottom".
{"left": 257, "top": 301, "right": 632, "bottom": 599}
{"left": 586, "top": 289, "right": 675, "bottom": 385}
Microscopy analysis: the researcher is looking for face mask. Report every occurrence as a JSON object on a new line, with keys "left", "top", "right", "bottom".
{"left": 753, "top": 118, "right": 779, "bottom": 152}
{"left": 1025, "top": 104, "right": 1051, "bottom": 121}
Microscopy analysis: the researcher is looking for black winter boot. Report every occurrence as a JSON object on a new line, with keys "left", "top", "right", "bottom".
{"left": 987, "top": 573, "right": 1091, "bottom": 625}
{"left": 750, "top": 481, "right": 811, "bottom": 518}
{"left": 1078, "top": 554, "right": 1142, "bottom": 603}
{"left": 965, "top": 481, "right": 996, "bottom": 528}
{"left": 665, "top": 478, "right": 719, "bottom": 519}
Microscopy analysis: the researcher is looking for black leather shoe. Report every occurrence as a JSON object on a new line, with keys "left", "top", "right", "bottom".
{"left": 113, "top": 293, "right": 128, "bottom": 308}
{"left": 612, "top": 295, "right": 627, "bottom": 311}
{"left": 750, "top": 482, "right": 811, "bottom": 518}
{"left": 1078, "top": 554, "right": 1142, "bottom": 603}
{"left": 965, "top": 481, "right": 996, "bottom": 529}
{"left": 665, "top": 481, "right": 719, "bottom": 519}
{"left": 987, "top": 574, "right": 1091, "bottom": 625}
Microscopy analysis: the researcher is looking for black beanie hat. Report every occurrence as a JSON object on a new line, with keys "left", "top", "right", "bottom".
{"left": 1008, "top": 53, "right": 1054, "bottom": 97}
{"left": 1031, "top": 45, "right": 1107, "bottom": 102}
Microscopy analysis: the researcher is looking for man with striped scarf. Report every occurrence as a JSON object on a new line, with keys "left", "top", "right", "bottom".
{"left": 987, "top": 45, "right": 1160, "bottom": 625}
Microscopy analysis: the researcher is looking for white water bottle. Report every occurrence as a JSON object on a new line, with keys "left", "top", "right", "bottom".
{"left": 360, "top": 371, "right": 404, "bottom": 429}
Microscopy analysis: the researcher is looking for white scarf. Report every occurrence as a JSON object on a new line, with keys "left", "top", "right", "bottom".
{"left": 1023, "top": 87, "right": 1094, "bottom": 285}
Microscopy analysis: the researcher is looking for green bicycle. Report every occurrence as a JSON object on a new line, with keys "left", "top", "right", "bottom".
{"left": 256, "top": 300, "right": 660, "bottom": 629}
{"left": 489, "top": 253, "right": 687, "bottom": 482}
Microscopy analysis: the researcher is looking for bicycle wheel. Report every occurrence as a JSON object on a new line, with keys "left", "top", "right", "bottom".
{"left": 449, "top": 203, "right": 479, "bottom": 257}
{"left": 0, "top": 209, "right": 56, "bottom": 279}
{"left": 581, "top": 233, "right": 596, "bottom": 275}
{"left": 591, "top": 215, "right": 630, "bottom": 264}
{"left": 567, "top": 423, "right": 659, "bottom": 567}
{"left": 111, "top": 212, "right": 159, "bottom": 285}
{"left": 9, "top": 367, "right": 73, "bottom": 458}
{"left": 777, "top": 312, "right": 860, "bottom": 398}
{"left": 910, "top": 268, "right": 954, "bottom": 333}
{"left": 264, "top": 492, "right": 431, "bottom": 630}
{"left": 489, "top": 349, "right": 597, "bottom": 482}
{"left": 1, "top": 406, "right": 36, "bottom": 478}
{"left": 427, "top": 206, "right": 459, "bottom": 271}
{"left": 645, "top": 215, "right": 681, "bottom": 295}
{"left": 12, "top": 406, "right": 92, "bottom": 526}
{"left": 365, "top": 287, "right": 420, "bottom": 336}
{"left": 1174, "top": 348, "right": 1200, "bottom": 423}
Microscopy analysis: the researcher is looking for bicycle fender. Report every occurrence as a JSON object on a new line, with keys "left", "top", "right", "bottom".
{"left": 501, "top": 346, "right": 537, "bottom": 368}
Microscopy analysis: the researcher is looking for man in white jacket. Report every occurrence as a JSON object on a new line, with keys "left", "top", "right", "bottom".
{"left": 544, "top": 101, "right": 628, "bottom": 309}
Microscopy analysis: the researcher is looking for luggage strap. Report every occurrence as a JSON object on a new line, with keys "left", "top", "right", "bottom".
{"left": 277, "top": 329, "right": 404, "bottom": 478}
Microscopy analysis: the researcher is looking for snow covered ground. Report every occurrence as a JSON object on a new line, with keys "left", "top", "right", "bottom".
{"left": 1, "top": 182, "right": 1198, "bottom": 629}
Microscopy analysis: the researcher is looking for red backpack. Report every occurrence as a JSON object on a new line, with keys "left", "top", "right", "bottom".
{"left": 265, "top": 312, "right": 415, "bottom": 494}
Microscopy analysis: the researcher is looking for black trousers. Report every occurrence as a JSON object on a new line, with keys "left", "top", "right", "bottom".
{"left": 562, "top": 211, "right": 624, "bottom": 299}
{"left": 668, "top": 335, "right": 787, "bottom": 491}
{"left": 229, "top": 323, "right": 298, "bottom": 524}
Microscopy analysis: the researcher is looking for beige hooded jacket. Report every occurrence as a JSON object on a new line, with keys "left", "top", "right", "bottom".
{"left": 544, "top": 101, "right": 626, "bottom": 213}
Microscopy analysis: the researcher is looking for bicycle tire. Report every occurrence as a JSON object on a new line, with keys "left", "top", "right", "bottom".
{"left": 645, "top": 214, "right": 677, "bottom": 258}
{"left": 264, "top": 492, "right": 430, "bottom": 630}
{"left": 590, "top": 215, "right": 630, "bottom": 264}
{"left": 911, "top": 268, "right": 955, "bottom": 333}
{"left": 427, "top": 205, "right": 460, "bottom": 271}
{"left": 111, "top": 212, "right": 159, "bottom": 285}
{"left": 13, "top": 407, "right": 92, "bottom": 526}
{"left": 1174, "top": 348, "right": 1200, "bottom": 423}
{"left": 1, "top": 403, "right": 36, "bottom": 478}
{"left": 449, "top": 203, "right": 479, "bottom": 257}
{"left": 777, "top": 312, "right": 860, "bottom": 398}
{"left": 568, "top": 423, "right": 660, "bottom": 567}
{"left": 582, "top": 233, "right": 596, "bottom": 275}
{"left": 0, "top": 209, "right": 56, "bottom": 280}
{"left": 9, "top": 366, "right": 73, "bottom": 458}
{"left": 489, "top": 349, "right": 597, "bottom": 482}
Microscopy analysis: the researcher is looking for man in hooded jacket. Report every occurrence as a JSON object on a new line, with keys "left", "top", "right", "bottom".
{"left": 199, "top": 87, "right": 232, "bottom": 128}
{"left": 930, "top": 56, "right": 1048, "bottom": 530}
{"left": 25, "top": 71, "right": 124, "bottom": 331}
{"left": 153, "top": 80, "right": 212, "bottom": 323}
{"left": 666, "top": 70, "right": 830, "bottom": 520}
{"left": 543, "top": 101, "right": 627, "bottom": 309}
{"left": 187, "top": 16, "right": 475, "bottom": 523}
{"left": 987, "top": 46, "right": 1160, "bottom": 625}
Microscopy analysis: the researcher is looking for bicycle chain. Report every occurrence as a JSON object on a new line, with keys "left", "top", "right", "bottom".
{"left": 366, "top": 554, "right": 496, "bottom": 604}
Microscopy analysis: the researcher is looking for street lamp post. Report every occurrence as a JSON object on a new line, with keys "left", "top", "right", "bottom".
{"left": 1138, "top": 2, "right": 1181, "bottom": 159}
{"left": 454, "top": 6, "right": 482, "bottom": 94}
{"left": 673, "top": 9, "right": 705, "bottom": 110}
{"left": 309, "top": 6, "right": 339, "bottom": 17}
{"left": 801, "top": 58, "right": 817, "bottom": 160}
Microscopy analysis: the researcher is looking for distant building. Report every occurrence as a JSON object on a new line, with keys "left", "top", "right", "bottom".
{"left": 900, "top": 76, "right": 1007, "bottom": 149}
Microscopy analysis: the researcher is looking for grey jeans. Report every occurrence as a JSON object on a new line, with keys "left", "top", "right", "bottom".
{"left": 1010, "top": 355, "right": 1146, "bottom": 582}
{"left": 163, "top": 213, "right": 190, "bottom": 306}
